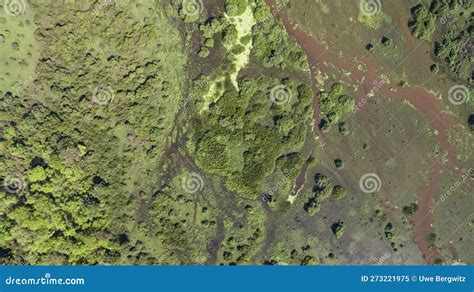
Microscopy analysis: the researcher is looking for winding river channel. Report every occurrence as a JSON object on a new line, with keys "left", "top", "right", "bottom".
{"left": 266, "top": 0, "right": 457, "bottom": 263}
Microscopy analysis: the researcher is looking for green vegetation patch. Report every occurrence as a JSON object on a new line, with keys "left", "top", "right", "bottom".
{"left": 252, "top": 0, "right": 308, "bottom": 70}
{"left": 195, "top": 77, "right": 312, "bottom": 198}
{"left": 318, "top": 83, "right": 355, "bottom": 132}
{"left": 0, "top": 0, "right": 186, "bottom": 264}
{"left": 0, "top": 4, "right": 39, "bottom": 94}
{"left": 303, "top": 173, "right": 348, "bottom": 215}
{"left": 408, "top": 0, "right": 473, "bottom": 82}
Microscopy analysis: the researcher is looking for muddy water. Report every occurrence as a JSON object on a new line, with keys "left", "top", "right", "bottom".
{"left": 290, "top": 159, "right": 309, "bottom": 200}
{"left": 266, "top": 0, "right": 457, "bottom": 263}
{"left": 411, "top": 156, "right": 444, "bottom": 263}
{"left": 208, "top": 214, "right": 225, "bottom": 264}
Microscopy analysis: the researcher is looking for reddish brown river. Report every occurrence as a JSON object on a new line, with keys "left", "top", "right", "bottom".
{"left": 266, "top": 0, "right": 458, "bottom": 263}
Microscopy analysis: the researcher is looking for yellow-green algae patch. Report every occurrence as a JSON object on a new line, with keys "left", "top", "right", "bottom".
{"left": 200, "top": 3, "right": 256, "bottom": 113}
{"left": 223, "top": 5, "right": 256, "bottom": 90}
{"left": 200, "top": 76, "right": 226, "bottom": 113}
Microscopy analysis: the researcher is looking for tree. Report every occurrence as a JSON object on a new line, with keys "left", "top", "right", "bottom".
{"left": 314, "top": 173, "right": 333, "bottom": 200}
{"left": 408, "top": 4, "right": 436, "bottom": 40}
{"left": 301, "top": 255, "right": 318, "bottom": 265}
{"left": 198, "top": 47, "right": 210, "bottom": 58}
{"left": 384, "top": 223, "right": 394, "bottom": 240}
{"left": 338, "top": 122, "right": 349, "bottom": 135}
{"left": 381, "top": 36, "right": 392, "bottom": 46}
{"left": 222, "top": 25, "right": 238, "bottom": 48}
{"left": 331, "top": 221, "right": 345, "bottom": 238}
{"left": 334, "top": 158, "right": 344, "bottom": 169}
{"left": 318, "top": 83, "right": 354, "bottom": 131}
{"left": 204, "top": 38, "right": 214, "bottom": 48}
{"left": 251, "top": 4, "right": 308, "bottom": 70}
{"left": 427, "top": 232, "right": 437, "bottom": 249}
{"left": 304, "top": 196, "right": 321, "bottom": 216}
{"left": 27, "top": 166, "right": 47, "bottom": 183}
{"left": 225, "top": 0, "right": 248, "bottom": 16}
{"left": 200, "top": 17, "right": 226, "bottom": 38}
{"left": 402, "top": 203, "right": 418, "bottom": 216}
{"left": 430, "top": 63, "right": 439, "bottom": 73}
{"left": 332, "top": 185, "right": 347, "bottom": 200}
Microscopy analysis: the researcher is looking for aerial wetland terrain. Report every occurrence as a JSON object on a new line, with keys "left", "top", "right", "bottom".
{"left": 0, "top": 0, "right": 472, "bottom": 265}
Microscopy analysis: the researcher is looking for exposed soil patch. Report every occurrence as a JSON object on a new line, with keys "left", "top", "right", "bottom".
{"left": 266, "top": 0, "right": 458, "bottom": 264}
